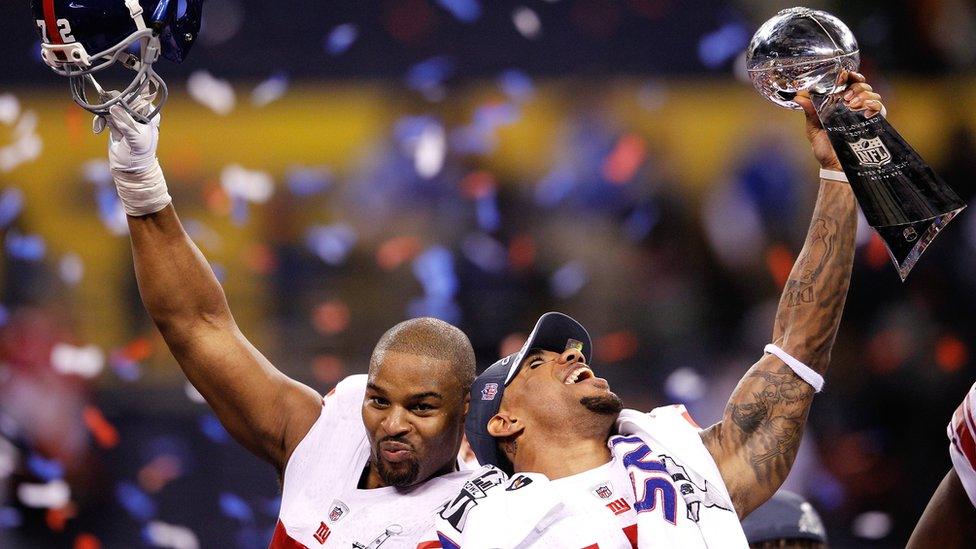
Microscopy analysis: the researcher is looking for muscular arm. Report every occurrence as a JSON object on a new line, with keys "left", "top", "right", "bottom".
{"left": 908, "top": 469, "right": 976, "bottom": 548}
{"left": 700, "top": 178, "right": 856, "bottom": 517}
{"left": 129, "top": 206, "right": 321, "bottom": 472}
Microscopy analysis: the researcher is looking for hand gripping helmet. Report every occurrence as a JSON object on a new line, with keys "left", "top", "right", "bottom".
{"left": 29, "top": 0, "right": 204, "bottom": 122}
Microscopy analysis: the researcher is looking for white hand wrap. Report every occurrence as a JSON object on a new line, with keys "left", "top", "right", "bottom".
{"left": 105, "top": 103, "right": 172, "bottom": 216}
{"left": 764, "top": 344, "right": 824, "bottom": 392}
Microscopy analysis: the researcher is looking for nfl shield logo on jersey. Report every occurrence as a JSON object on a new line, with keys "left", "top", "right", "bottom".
{"left": 481, "top": 383, "right": 499, "bottom": 401}
{"left": 592, "top": 483, "right": 613, "bottom": 499}
{"left": 328, "top": 500, "right": 349, "bottom": 523}
{"left": 848, "top": 137, "right": 892, "bottom": 167}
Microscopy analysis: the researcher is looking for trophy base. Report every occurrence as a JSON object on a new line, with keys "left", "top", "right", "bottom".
{"left": 874, "top": 206, "right": 966, "bottom": 282}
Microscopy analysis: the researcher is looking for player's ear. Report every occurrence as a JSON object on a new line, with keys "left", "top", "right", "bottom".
{"left": 487, "top": 411, "right": 523, "bottom": 438}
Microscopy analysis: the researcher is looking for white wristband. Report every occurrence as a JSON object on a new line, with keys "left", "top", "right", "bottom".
{"left": 764, "top": 344, "right": 824, "bottom": 392}
{"left": 819, "top": 169, "right": 848, "bottom": 183}
{"left": 111, "top": 159, "right": 172, "bottom": 216}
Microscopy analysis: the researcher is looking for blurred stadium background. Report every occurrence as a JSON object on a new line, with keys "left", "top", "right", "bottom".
{"left": 2, "top": 0, "right": 976, "bottom": 547}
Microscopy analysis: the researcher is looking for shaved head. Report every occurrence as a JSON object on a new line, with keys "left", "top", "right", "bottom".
{"left": 368, "top": 317, "right": 476, "bottom": 395}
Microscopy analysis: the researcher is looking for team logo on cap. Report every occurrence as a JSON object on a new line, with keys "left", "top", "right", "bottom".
{"left": 481, "top": 383, "right": 498, "bottom": 401}
{"left": 565, "top": 339, "right": 584, "bottom": 353}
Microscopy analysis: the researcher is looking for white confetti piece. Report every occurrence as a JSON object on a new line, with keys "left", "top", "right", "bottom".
{"left": 187, "top": 71, "right": 236, "bottom": 116}
{"left": 51, "top": 343, "right": 104, "bottom": 378}
{"left": 18, "top": 479, "right": 70, "bottom": 509}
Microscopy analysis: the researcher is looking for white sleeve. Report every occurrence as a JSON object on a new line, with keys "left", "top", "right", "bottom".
{"left": 947, "top": 382, "right": 976, "bottom": 508}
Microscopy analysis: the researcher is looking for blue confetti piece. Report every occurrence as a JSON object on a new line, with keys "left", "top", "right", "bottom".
{"left": 0, "top": 304, "right": 8, "bottom": 328}
{"left": 324, "top": 23, "right": 359, "bottom": 56}
{"left": 473, "top": 103, "right": 520, "bottom": 129}
{"left": 551, "top": 261, "right": 588, "bottom": 299}
{"left": 200, "top": 413, "right": 231, "bottom": 443}
{"left": 535, "top": 166, "right": 577, "bottom": 208}
{"left": 111, "top": 355, "right": 142, "bottom": 382}
{"left": 698, "top": 22, "right": 750, "bottom": 68}
{"left": 413, "top": 246, "right": 458, "bottom": 299}
{"left": 232, "top": 196, "right": 249, "bottom": 226}
{"left": 219, "top": 493, "right": 254, "bottom": 522}
{"left": 434, "top": 0, "right": 481, "bottom": 23}
{"left": 286, "top": 166, "right": 334, "bottom": 197}
{"left": 5, "top": 231, "right": 45, "bottom": 261}
{"left": 461, "top": 233, "right": 507, "bottom": 273}
{"left": 0, "top": 188, "right": 24, "bottom": 228}
{"left": 475, "top": 195, "right": 501, "bottom": 232}
{"left": 623, "top": 205, "right": 660, "bottom": 242}
{"left": 306, "top": 224, "right": 357, "bottom": 266}
{"left": 498, "top": 69, "right": 534, "bottom": 102}
{"left": 27, "top": 454, "right": 64, "bottom": 481}
{"left": 0, "top": 507, "right": 22, "bottom": 529}
{"left": 406, "top": 56, "right": 455, "bottom": 93}
{"left": 117, "top": 482, "right": 156, "bottom": 521}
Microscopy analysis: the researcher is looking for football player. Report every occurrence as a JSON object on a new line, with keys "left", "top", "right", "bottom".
{"left": 907, "top": 382, "right": 976, "bottom": 548}
{"left": 435, "top": 72, "right": 883, "bottom": 548}
{"left": 29, "top": 2, "right": 478, "bottom": 546}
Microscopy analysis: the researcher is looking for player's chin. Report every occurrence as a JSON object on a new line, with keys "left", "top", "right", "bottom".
{"left": 580, "top": 392, "right": 623, "bottom": 416}
{"left": 374, "top": 453, "right": 422, "bottom": 488}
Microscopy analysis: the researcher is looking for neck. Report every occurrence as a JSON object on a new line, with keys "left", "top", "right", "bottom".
{"left": 513, "top": 433, "right": 612, "bottom": 480}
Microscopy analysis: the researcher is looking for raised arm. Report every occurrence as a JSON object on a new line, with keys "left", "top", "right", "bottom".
{"left": 106, "top": 105, "right": 321, "bottom": 472}
{"left": 700, "top": 72, "right": 879, "bottom": 517}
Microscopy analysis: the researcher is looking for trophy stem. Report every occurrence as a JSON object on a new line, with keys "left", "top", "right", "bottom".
{"left": 812, "top": 91, "right": 967, "bottom": 281}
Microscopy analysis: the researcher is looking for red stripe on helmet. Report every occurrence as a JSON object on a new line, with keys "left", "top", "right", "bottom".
{"left": 42, "top": 0, "right": 65, "bottom": 45}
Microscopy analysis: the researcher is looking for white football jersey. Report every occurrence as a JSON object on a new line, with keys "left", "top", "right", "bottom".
{"left": 271, "top": 375, "right": 468, "bottom": 548}
{"left": 434, "top": 405, "right": 747, "bottom": 548}
{"left": 948, "top": 381, "right": 976, "bottom": 508}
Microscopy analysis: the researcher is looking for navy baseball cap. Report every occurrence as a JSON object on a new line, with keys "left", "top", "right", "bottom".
{"left": 465, "top": 312, "right": 592, "bottom": 471}
{"left": 741, "top": 490, "right": 828, "bottom": 545}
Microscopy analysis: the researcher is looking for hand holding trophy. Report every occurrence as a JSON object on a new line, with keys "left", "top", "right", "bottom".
{"left": 29, "top": 0, "right": 204, "bottom": 124}
{"left": 746, "top": 7, "right": 966, "bottom": 281}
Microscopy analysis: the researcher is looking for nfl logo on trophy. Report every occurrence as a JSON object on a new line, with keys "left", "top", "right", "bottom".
{"left": 848, "top": 137, "right": 892, "bottom": 167}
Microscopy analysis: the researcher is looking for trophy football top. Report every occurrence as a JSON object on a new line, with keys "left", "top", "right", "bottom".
{"left": 746, "top": 7, "right": 860, "bottom": 110}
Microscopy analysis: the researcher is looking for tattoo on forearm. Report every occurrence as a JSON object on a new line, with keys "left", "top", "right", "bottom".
{"left": 730, "top": 367, "right": 815, "bottom": 478}
{"left": 783, "top": 217, "right": 835, "bottom": 308}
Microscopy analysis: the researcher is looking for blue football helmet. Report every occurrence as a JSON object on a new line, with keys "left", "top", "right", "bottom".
{"left": 29, "top": 0, "right": 204, "bottom": 122}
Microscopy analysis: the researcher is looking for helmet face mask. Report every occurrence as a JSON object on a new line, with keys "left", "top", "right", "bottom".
{"left": 31, "top": 0, "right": 203, "bottom": 122}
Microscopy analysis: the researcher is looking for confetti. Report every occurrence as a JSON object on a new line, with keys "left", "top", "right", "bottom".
{"left": 434, "top": 0, "right": 482, "bottom": 23}
{"left": 52, "top": 343, "right": 105, "bottom": 379}
{"left": 58, "top": 253, "right": 84, "bottom": 286}
{"left": 187, "top": 70, "right": 236, "bottom": 115}
{"left": 462, "top": 233, "right": 507, "bottom": 273}
{"left": 376, "top": 236, "right": 422, "bottom": 270}
{"left": 0, "top": 507, "right": 22, "bottom": 529}
{"left": 307, "top": 223, "right": 357, "bottom": 266}
{"left": 144, "top": 520, "right": 200, "bottom": 549}
{"left": 550, "top": 261, "right": 588, "bottom": 298}
{"left": 698, "top": 22, "right": 750, "bottom": 68}
{"left": 5, "top": 230, "right": 46, "bottom": 261}
{"left": 139, "top": 455, "right": 183, "bottom": 494}
{"left": 199, "top": 414, "right": 230, "bottom": 444}
{"left": 116, "top": 482, "right": 156, "bottom": 521}
{"left": 312, "top": 301, "right": 351, "bottom": 335}
{"left": 0, "top": 187, "right": 24, "bottom": 228}
{"left": 663, "top": 367, "right": 707, "bottom": 402}
{"left": 250, "top": 73, "right": 289, "bottom": 107}
{"left": 220, "top": 165, "right": 274, "bottom": 204}
{"left": 219, "top": 493, "right": 253, "bottom": 522}
{"left": 286, "top": 165, "right": 333, "bottom": 197}
{"left": 513, "top": 7, "right": 542, "bottom": 39}
{"left": 324, "top": 24, "right": 359, "bottom": 56}
{"left": 27, "top": 454, "right": 65, "bottom": 481}
{"left": 83, "top": 406, "right": 119, "bottom": 449}
{"left": 18, "top": 479, "right": 70, "bottom": 509}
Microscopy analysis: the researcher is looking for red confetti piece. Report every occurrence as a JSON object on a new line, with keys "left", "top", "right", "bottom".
{"left": 83, "top": 406, "right": 119, "bottom": 449}
{"left": 243, "top": 243, "right": 278, "bottom": 275}
{"left": 595, "top": 331, "right": 639, "bottom": 363}
{"left": 936, "top": 335, "right": 968, "bottom": 373}
{"left": 312, "top": 301, "right": 350, "bottom": 335}
{"left": 74, "top": 533, "right": 101, "bottom": 549}
{"left": 765, "top": 244, "right": 794, "bottom": 289}
{"left": 865, "top": 233, "right": 889, "bottom": 270}
{"left": 508, "top": 234, "right": 536, "bottom": 270}
{"left": 376, "top": 236, "right": 422, "bottom": 271}
{"left": 138, "top": 455, "right": 184, "bottom": 494}
{"left": 122, "top": 338, "right": 153, "bottom": 362}
{"left": 602, "top": 133, "right": 646, "bottom": 185}
{"left": 46, "top": 503, "right": 76, "bottom": 532}
{"left": 312, "top": 355, "right": 345, "bottom": 384}
{"left": 460, "top": 171, "right": 496, "bottom": 199}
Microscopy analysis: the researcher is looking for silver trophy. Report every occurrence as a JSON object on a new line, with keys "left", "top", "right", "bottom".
{"left": 746, "top": 7, "right": 966, "bottom": 281}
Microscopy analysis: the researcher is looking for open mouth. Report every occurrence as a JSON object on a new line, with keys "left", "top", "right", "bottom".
{"left": 564, "top": 366, "right": 594, "bottom": 385}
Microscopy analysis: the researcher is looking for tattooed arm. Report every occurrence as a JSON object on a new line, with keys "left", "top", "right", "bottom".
{"left": 700, "top": 72, "right": 880, "bottom": 518}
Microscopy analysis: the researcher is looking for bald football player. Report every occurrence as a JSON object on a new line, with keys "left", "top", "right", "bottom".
{"left": 435, "top": 72, "right": 881, "bottom": 548}
{"left": 99, "top": 100, "right": 475, "bottom": 547}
